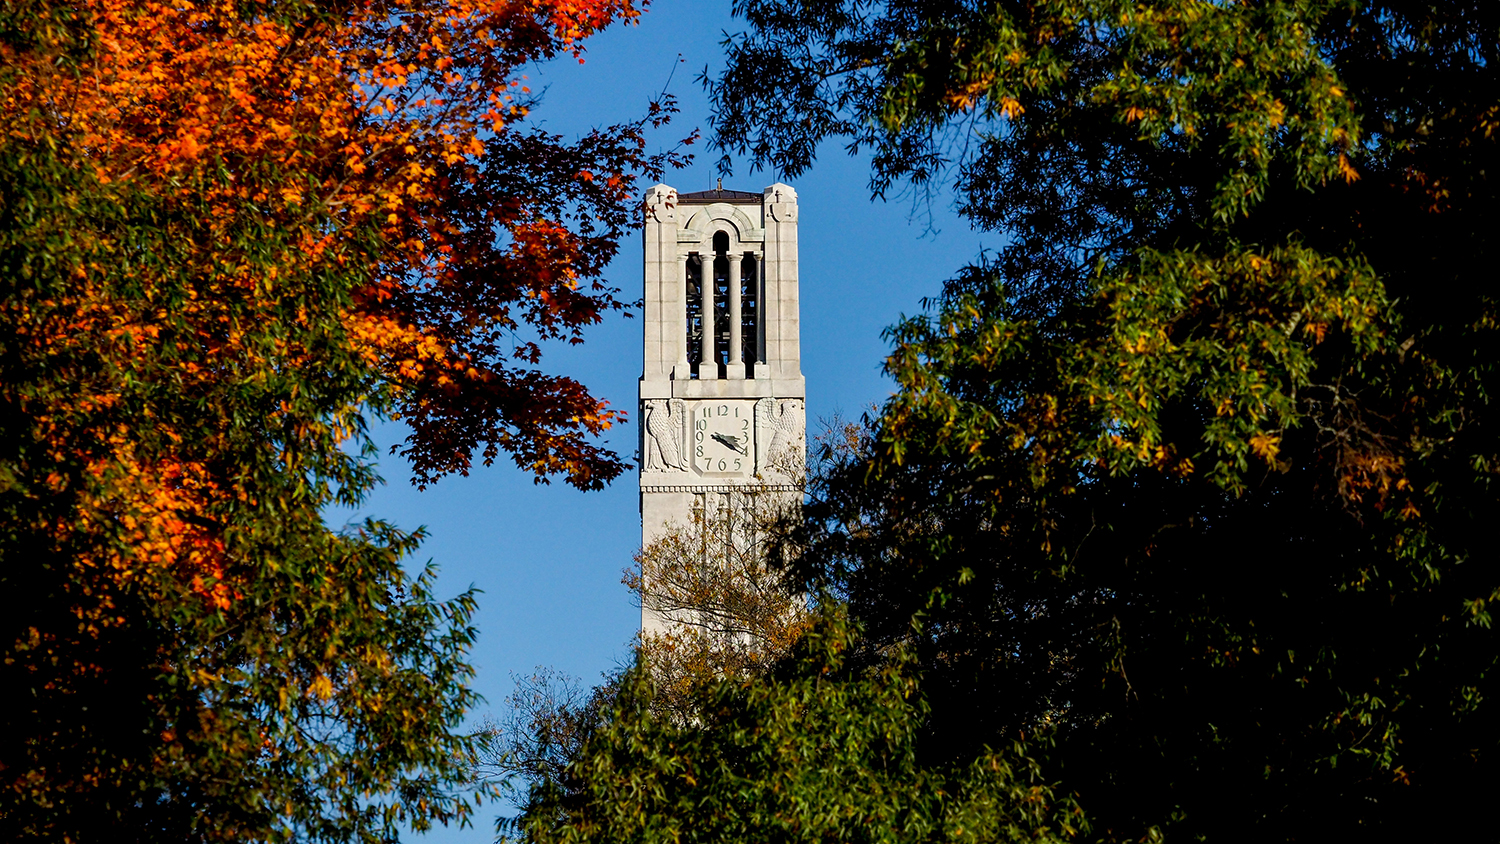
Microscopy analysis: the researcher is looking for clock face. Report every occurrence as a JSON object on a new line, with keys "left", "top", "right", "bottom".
{"left": 692, "top": 402, "right": 753, "bottom": 476}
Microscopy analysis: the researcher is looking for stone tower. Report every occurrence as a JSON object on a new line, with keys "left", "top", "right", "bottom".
{"left": 638, "top": 182, "right": 806, "bottom": 634}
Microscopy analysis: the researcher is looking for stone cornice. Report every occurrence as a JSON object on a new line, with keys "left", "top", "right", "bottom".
{"left": 641, "top": 483, "right": 800, "bottom": 494}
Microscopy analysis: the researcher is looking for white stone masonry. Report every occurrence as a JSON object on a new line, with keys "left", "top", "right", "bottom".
{"left": 638, "top": 183, "right": 807, "bottom": 635}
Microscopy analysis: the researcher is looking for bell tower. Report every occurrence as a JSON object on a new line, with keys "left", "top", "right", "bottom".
{"left": 637, "top": 182, "right": 806, "bottom": 634}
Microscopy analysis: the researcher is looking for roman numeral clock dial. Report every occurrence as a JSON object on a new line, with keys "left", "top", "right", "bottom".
{"left": 693, "top": 402, "right": 753, "bottom": 477}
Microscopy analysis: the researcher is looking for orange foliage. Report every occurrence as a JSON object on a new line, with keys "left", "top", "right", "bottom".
{"left": 1, "top": 1, "right": 681, "bottom": 831}
{"left": 20, "top": 0, "right": 633, "bottom": 364}
{"left": 4, "top": 0, "right": 644, "bottom": 467}
{"left": 2, "top": 0, "right": 652, "bottom": 594}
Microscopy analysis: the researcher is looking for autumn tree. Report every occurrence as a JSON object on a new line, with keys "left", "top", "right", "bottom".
{"left": 0, "top": 0, "right": 687, "bottom": 839}
{"left": 707, "top": 0, "right": 1500, "bottom": 840}
{"left": 626, "top": 487, "right": 810, "bottom": 721}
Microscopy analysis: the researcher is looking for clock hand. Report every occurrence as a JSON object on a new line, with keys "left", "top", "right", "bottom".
{"left": 711, "top": 432, "right": 747, "bottom": 454}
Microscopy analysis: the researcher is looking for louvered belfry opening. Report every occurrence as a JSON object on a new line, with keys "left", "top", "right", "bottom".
{"left": 740, "top": 251, "right": 758, "bottom": 379}
{"left": 710, "top": 231, "right": 730, "bottom": 379}
{"left": 686, "top": 250, "right": 704, "bottom": 379}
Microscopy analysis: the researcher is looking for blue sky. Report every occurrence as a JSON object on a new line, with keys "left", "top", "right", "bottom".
{"left": 332, "top": 2, "right": 997, "bottom": 839}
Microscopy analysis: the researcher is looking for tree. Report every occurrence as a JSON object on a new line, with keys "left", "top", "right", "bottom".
{"left": 627, "top": 486, "right": 810, "bottom": 721}
{"left": 479, "top": 668, "right": 620, "bottom": 811}
{"left": 510, "top": 614, "right": 1084, "bottom": 844}
{"left": 0, "top": 0, "right": 687, "bottom": 839}
{"left": 710, "top": 0, "right": 1499, "bottom": 840}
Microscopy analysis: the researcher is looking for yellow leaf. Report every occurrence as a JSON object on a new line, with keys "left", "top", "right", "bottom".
{"left": 1250, "top": 432, "right": 1280, "bottom": 462}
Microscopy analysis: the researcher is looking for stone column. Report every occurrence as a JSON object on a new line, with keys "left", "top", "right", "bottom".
{"left": 726, "top": 249, "right": 744, "bottom": 379}
{"left": 699, "top": 250, "right": 716, "bottom": 380}
{"left": 674, "top": 253, "right": 690, "bottom": 379}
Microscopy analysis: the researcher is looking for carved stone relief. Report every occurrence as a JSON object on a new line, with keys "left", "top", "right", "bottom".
{"left": 755, "top": 397, "right": 805, "bottom": 477}
{"left": 767, "top": 184, "right": 798, "bottom": 222}
{"left": 643, "top": 398, "right": 687, "bottom": 472}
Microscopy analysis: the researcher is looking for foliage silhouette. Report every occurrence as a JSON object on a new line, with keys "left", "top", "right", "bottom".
{"left": 710, "top": 0, "right": 1500, "bottom": 840}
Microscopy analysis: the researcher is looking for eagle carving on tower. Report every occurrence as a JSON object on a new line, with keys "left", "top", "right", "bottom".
{"left": 756, "top": 398, "right": 804, "bottom": 475}
{"left": 644, "top": 398, "right": 685, "bottom": 471}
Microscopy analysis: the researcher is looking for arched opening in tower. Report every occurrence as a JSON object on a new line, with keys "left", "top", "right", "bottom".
{"left": 741, "top": 251, "right": 758, "bottom": 379}
{"left": 685, "top": 231, "right": 760, "bottom": 380}
{"left": 685, "top": 252, "right": 704, "bottom": 379}
{"left": 711, "top": 230, "right": 730, "bottom": 379}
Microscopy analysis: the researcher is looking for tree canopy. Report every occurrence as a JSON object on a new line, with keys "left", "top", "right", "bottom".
{"left": 706, "top": 0, "right": 1499, "bottom": 840}
{"left": 0, "top": 0, "right": 685, "bottom": 839}
{"left": 512, "top": 615, "right": 1084, "bottom": 844}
